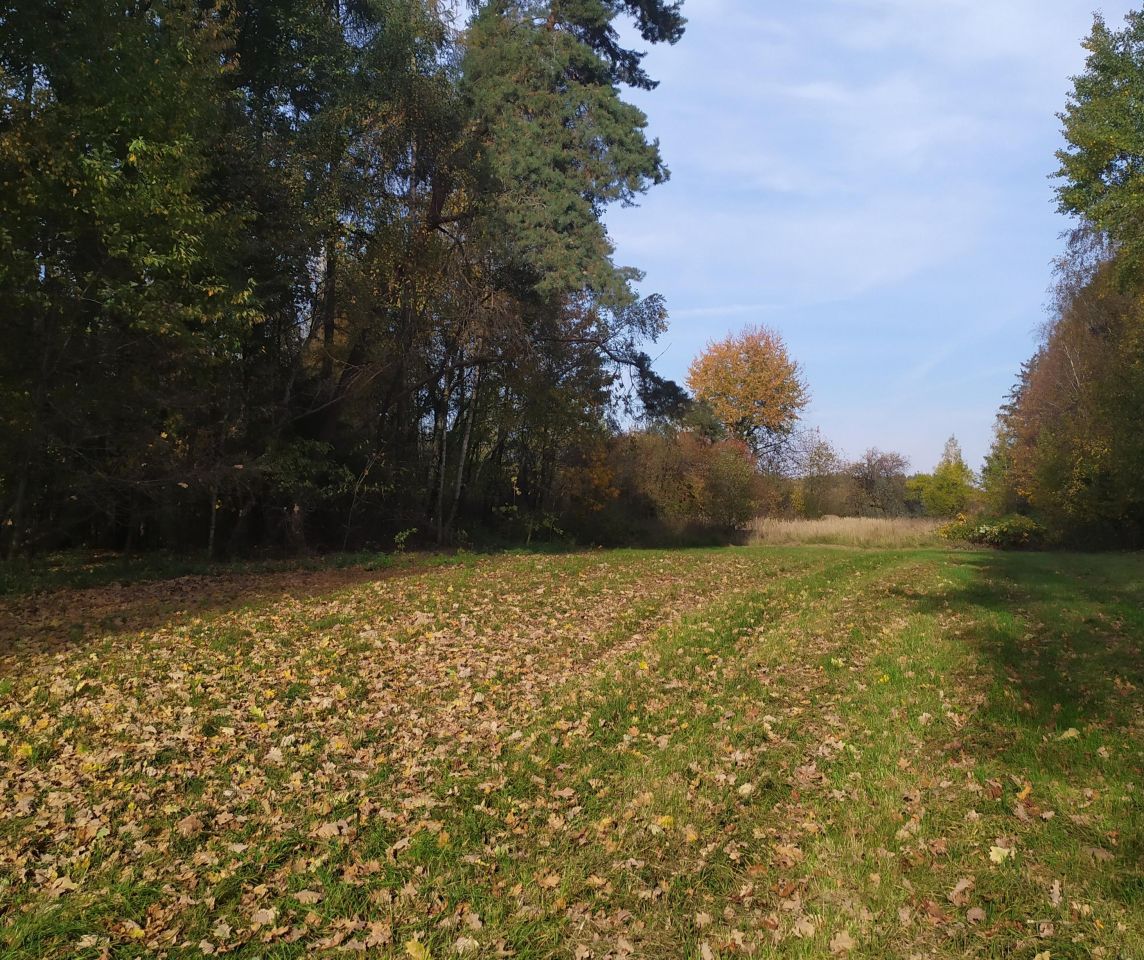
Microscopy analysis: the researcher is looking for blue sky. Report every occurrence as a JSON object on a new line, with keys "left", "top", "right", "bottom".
{"left": 606, "top": 0, "right": 1137, "bottom": 473}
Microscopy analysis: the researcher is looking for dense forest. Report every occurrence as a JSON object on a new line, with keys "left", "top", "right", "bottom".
{"left": 1, "top": 0, "right": 700, "bottom": 555}
{"left": 3, "top": 3, "right": 1142, "bottom": 557}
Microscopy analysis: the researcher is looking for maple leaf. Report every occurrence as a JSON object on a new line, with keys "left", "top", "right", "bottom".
{"left": 405, "top": 939, "right": 432, "bottom": 960}
{"left": 989, "top": 845, "right": 1014, "bottom": 864}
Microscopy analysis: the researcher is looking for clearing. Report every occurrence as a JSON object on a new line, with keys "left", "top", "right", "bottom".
{"left": 1, "top": 546, "right": 1142, "bottom": 958}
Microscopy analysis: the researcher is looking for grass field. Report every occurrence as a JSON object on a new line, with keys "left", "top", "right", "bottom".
{"left": 1, "top": 546, "right": 1142, "bottom": 958}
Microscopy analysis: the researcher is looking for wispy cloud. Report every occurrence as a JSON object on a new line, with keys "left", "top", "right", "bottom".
{"left": 608, "top": 0, "right": 1138, "bottom": 469}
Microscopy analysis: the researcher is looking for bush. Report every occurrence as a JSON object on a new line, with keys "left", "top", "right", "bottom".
{"left": 939, "top": 513, "right": 1045, "bottom": 550}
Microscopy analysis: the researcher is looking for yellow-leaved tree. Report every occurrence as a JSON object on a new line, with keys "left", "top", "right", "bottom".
{"left": 686, "top": 325, "right": 808, "bottom": 457}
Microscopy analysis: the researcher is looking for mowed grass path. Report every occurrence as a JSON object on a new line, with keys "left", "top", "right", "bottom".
{"left": 1, "top": 547, "right": 1142, "bottom": 958}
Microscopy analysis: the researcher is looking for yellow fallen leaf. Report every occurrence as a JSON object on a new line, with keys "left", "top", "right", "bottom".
{"left": 989, "top": 845, "right": 1014, "bottom": 864}
{"left": 405, "top": 939, "right": 432, "bottom": 960}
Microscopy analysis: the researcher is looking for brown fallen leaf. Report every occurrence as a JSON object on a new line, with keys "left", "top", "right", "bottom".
{"left": 792, "top": 916, "right": 816, "bottom": 938}
{"left": 829, "top": 929, "right": 857, "bottom": 954}
{"left": 948, "top": 877, "right": 974, "bottom": 907}
{"left": 176, "top": 813, "right": 203, "bottom": 837}
{"left": 1049, "top": 879, "right": 1062, "bottom": 907}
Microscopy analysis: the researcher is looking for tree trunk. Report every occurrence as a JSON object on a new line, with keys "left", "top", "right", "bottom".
{"left": 207, "top": 482, "right": 219, "bottom": 560}
{"left": 446, "top": 365, "right": 481, "bottom": 536}
{"left": 5, "top": 467, "right": 28, "bottom": 560}
{"left": 319, "top": 235, "right": 338, "bottom": 390}
{"left": 434, "top": 387, "right": 451, "bottom": 545}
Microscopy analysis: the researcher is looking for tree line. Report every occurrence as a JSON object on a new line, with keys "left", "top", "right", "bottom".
{"left": 1, "top": 0, "right": 696, "bottom": 556}
{"left": 979, "top": 11, "right": 1144, "bottom": 549}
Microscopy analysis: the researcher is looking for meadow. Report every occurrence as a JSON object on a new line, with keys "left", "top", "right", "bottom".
{"left": 2, "top": 545, "right": 1142, "bottom": 958}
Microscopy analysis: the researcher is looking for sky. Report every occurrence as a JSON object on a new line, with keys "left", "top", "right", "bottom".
{"left": 605, "top": 0, "right": 1138, "bottom": 473}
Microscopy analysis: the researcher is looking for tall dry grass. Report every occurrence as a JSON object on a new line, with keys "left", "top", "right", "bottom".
{"left": 748, "top": 515, "right": 942, "bottom": 548}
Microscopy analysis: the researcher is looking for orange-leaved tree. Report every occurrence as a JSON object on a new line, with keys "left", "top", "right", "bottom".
{"left": 686, "top": 325, "right": 808, "bottom": 457}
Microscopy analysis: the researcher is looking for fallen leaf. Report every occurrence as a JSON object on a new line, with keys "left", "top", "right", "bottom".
{"left": 948, "top": 877, "right": 974, "bottom": 906}
{"left": 177, "top": 813, "right": 203, "bottom": 837}
{"left": 829, "top": 929, "right": 857, "bottom": 954}
{"left": 793, "top": 916, "right": 816, "bottom": 938}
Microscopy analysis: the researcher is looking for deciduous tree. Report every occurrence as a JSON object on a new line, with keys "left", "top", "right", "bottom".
{"left": 686, "top": 325, "right": 808, "bottom": 457}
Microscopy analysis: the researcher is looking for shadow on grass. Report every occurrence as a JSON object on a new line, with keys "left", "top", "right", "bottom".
{"left": 906, "top": 550, "right": 1144, "bottom": 728}
{"left": 0, "top": 558, "right": 434, "bottom": 667}
{"left": 901, "top": 550, "right": 1144, "bottom": 903}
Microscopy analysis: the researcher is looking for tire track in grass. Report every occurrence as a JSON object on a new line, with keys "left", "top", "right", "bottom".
{"left": 364, "top": 550, "right": 927, "bottom": 958}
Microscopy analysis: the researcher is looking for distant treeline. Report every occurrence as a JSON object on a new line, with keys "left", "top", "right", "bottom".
{"left": 980, "top": 12, "right": 1144, "bottom": 550}
{"left": 1, "top": 0, "right": 699, "bottom": 556}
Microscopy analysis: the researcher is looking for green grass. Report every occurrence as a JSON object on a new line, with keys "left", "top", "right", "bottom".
{"left": 1, "top": 546, "right": 1142, "bottom": 957}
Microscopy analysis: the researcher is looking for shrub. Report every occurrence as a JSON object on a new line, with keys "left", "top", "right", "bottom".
{"left": 939, "top": 513, "right": 1045, "bottom": 549}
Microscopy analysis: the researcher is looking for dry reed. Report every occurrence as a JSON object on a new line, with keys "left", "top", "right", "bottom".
{"left": 748, "top": 515, "right": 942, "bottom": 548}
